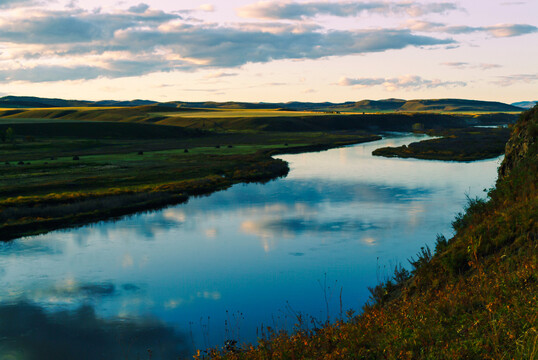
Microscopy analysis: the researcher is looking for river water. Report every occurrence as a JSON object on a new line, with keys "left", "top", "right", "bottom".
{"left": 0, "top": 134, "right": 502, "bottom": 359}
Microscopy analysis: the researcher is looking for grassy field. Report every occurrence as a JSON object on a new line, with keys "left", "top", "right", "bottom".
{"left": 372, "top": 127, "right": 511, "bottom": 161}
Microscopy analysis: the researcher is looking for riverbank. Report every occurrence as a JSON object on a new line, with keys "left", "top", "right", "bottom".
{"left": 372, "top": 127, "right": 511, "bottom": 161}
{"left": 0, "top": 132, "right": 379, "bottom": 240}
{"left": 202, "top": 106, "right": 537, "bottom": 359}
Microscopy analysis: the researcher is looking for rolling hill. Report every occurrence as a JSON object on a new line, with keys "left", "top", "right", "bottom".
{"left": 0, "top": 96, "right": 523, "bottom": 113}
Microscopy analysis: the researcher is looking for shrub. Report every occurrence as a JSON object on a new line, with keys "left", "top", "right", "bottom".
{"left": 452, "top": 195, "right": 488, "bottom": 231}
{"left": 408, "top": 245, "right": 432, "bottom": 274}
{"left": 434, "top": 234, "right": 449, "bottom": 254}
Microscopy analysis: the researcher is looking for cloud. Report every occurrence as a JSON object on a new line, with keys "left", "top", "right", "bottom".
{"left": 478, "top": 63, "right": 503, "bottom": 70}
{"left": 114, "top": 26, "right": 453, "bottom": 68}
{"left": 128, "top": 3, "right": 150, "bottom": 14}
{"left": 204, "top": 71, "right": 238, "bottom": 79}
{"left": 492, "top": 74, "right": 538, "bottom": 86}
{"left": 0, "top": 6, "right": 454, "bottom": 82}
{"left": 0, "top": 8, "right": 180, "bottom": 44}
{"left": 441, "top": 62, "right": 502, "bottom": 70}
{"left": 0, "top": 301, "right": 190, "bottom": 359}
{"left": 0, "top": 0, "right": 40, "bottom": 8}
{"left": 440, "top": 61, "right": 469, "bottom": 69}
{"left": 338, "top": 75, "right": 466, "bottom": 91}
{"left": 500, "top": 1, "right": 527, "bottom": 5}
{"left": 198, "top": 4, "right": 215, "bottom": 12}
{"left": 403, "top": 20, "right": 538, "bottom": 38}
{"left": 238, "top": 1, "right": 459, "bottom": 20}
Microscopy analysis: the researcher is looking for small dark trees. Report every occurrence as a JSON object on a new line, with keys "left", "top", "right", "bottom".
{"left": 137, "top": 151, "right": 144, "bottom": 155}
{"left": 184, "top": 148, "right": 189, "bottom": 153}
{"left": 73, "top": 155, "right": 80, "bottom": 160}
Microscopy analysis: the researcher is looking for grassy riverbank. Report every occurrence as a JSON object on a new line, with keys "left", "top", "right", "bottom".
{"left": 201, "top": 106, "right": 537, "bottom": 359}
{"left": 373, "top": 127, "right": 511, "bottom": 161}
{"left": 0, "top": 119, "right": 379, "bottom": 240}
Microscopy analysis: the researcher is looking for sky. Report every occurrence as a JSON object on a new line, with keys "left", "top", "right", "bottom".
{"left": 0, "top": 0, "right": 536, "bottom": 103}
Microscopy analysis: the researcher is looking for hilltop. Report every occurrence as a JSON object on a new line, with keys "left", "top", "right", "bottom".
{"left": 0, "top": 96, "right": 523, "bottom": 113}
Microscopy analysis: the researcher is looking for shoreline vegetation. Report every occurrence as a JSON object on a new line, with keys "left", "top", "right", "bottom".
{"left": 372, "top": 127, "right": 512, "bottom": 161}
{"left": 0, "top": 98, "right": 518, "bottom": 241}
{"left": 201, "top": 106, "right": 537, "bottom": 359}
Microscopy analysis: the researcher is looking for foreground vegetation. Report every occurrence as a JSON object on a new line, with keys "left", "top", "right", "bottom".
{"left": 200, "top": 106, "right": 538, "bottom": 359}
{"left": 373, "top": 127, "right": 511, "bottom": 161}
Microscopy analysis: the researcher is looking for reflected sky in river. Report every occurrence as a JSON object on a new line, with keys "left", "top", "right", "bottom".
{"left": 0, "top": 134, "right": 502, "bottom": 354}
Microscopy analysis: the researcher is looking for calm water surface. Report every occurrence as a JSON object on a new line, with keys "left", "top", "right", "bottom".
{"left": 0, "top": 134, "right": 502, "bottom": 358}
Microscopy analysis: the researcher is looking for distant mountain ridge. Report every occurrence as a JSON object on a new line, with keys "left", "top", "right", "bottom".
{"left": 0, "top": 95, "right": 523, "bottom": 112}
{"left": 511, "top": 101, "right": 537, "bottom": 109}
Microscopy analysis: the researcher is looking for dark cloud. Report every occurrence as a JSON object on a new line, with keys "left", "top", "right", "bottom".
{"left": 338, "top": 75, "right": 466, "bottom": 90}
{"left": 0, "top": 0, "right": 40, "bottom": 8}
{"left": 0, "top": 301, "right": 190, "bottom": 360}
{"left": 0, "top": 8, "right": 180, "bottom": 44}
{"left": 114, "top": 26, "right": 453, "bottom": 68}
{"left": 238, "top": 1, "right": 459, "bottom": 20}
{"left": 128, "top": 3, "right": 150, "bottom": 14}
{"left": 0, "top": 6, "right": 453, "bottom": 82}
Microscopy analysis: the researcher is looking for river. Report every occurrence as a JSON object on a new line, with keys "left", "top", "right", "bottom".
{"left": 0, "top": 133, "right": 502, "bottom": 359}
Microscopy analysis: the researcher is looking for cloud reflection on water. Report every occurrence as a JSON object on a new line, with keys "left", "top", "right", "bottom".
{"left": 0, "top": 301, "right": 190, "bottom": 360}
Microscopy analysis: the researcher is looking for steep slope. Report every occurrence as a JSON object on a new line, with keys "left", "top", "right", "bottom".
{"left": 207, "top": 106, "right": 537, "bottom": 360}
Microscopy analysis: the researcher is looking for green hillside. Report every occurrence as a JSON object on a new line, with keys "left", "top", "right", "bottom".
{"left": 0, "top": 96, "right": 523, "bottom": 113}
{"left": 332, "top": 98, "right": 521, "bottom": 113}
{"left": 204, "top": 106, "right": 538, "bottom": 359}
{"left": 0, "top": 106, "right": 517, "bottom": 133}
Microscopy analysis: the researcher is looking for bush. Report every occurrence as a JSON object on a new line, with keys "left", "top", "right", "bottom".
{"left": 452, "top": 195, "right": 488, "bottom": 231}
{"left": 434, "top": 234, "right": 449, "bottom": 254}
{"left": 408, "top": 245, "right": 432, "bottom": 274}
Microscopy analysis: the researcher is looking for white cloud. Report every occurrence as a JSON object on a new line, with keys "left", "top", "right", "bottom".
{"left": 493, "top": 74, "right": 538, "bottom": 86}
{"left": 441, "top": 62, "right": 502, "bottom": 70}
{"left": 238, "top": 1, "right": 459, "bottom": 20}
{"left": 198, "top": 4, "right": 215, "bottom": 12}
{"left": 338, "top": 75, "right": 466, "bottom": 91}
{"left": 402, "top": 20, "right": 538, "bottom": 38}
